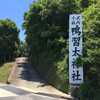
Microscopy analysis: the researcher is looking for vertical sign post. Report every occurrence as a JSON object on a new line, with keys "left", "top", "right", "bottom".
{"left": 69, "top": 14, "right": 83, "bottom": 85}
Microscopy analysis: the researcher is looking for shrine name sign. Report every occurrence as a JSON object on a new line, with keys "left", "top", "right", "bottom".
{"left": 69, "top": 14, "right": 83, "bottom": 85}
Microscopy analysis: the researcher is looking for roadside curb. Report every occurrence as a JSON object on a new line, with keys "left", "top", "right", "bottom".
{"left": 7, "top": 63, "right": 17, "bottom": 84}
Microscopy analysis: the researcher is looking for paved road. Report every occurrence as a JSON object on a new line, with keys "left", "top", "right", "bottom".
{"left": 0, "top": 85, "right": 72, "bottom": 100}
{"left": 6, "top": 57, "right": 72, "bottom": 100}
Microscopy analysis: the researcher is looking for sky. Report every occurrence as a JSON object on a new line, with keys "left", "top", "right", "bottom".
{"left": 0, "top": 0, "right": 33, "bottom": 41}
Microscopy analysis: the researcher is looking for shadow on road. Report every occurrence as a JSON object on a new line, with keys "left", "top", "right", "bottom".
{"left": 7, "top": 57, "right": 71, "bottom": 100}
{"left": 16, "top": 58, "right": 47, "bottom": 85}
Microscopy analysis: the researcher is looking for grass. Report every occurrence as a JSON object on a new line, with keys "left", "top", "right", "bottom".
{"left": 0, "top": 62, "right": 14, "bottom": 83}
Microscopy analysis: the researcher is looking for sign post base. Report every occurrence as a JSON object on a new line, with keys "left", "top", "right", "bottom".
{"left": 69, "top": 85, "right": 80, "bottom": 100}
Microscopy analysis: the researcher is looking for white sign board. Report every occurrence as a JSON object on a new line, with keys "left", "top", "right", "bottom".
{"left": 69, "top": 14, "right": 83, "bottom": 85}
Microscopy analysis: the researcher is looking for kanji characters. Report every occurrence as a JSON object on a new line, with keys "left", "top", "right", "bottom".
{"left": 72, "top": 70, "right": 82, "bottom": 81}
{"left": 71, "top": 25, "right": 81, "bottom": 35}
{"left": 72, "top": 47, "right": 80, "bottom": 56}
{"left": 69, "top": 14, "right": 83, "bottom": 84}
{"left": 71, "top": 58, "right": 76, "bottom": 68}
{"left": 72, "top": 37, "right": 80, "bottom": 46}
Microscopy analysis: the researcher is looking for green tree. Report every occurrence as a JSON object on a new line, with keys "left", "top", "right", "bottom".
{"left": 0, "top": 19, "right": 19, "bottom": 62}
{"left": 17, "top": 41, "right": 29, "bottom": 57}
{"left": 23, "top": 0, "right": 82, "bottom": 92}
{"left": 79, "top": 3, "right": 100, "bottom": 100}
{"left": 23, "top": 0, "right": 100, "bottom": 96}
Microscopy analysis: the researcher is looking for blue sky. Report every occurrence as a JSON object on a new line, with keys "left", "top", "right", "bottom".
{"left": 0, "top": 0, "right": 33, "bottom": 41}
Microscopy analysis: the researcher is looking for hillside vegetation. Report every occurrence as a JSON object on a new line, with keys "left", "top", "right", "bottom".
{"left": 0, "top": 62, "right": 14, "bottom": 83}
{"left": 23, "top": 0, "right": 100, "bottom": 99}
{"left": 0, "top": 19, "right": 19, "bottom": 63}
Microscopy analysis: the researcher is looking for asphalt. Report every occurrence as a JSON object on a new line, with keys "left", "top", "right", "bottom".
{"left": 0, "top": 85, "right": 71, "bottom": 100}
{"left": 0, "top": 57, "right": 72, "bottom": 100}
{"left": 0, "top": 85, "right": 31, "bottom": 95}
{"left": 0, "top": 94, "right": 65, "bottom": 100}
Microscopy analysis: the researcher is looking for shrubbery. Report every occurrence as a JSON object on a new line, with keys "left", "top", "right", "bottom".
{"left": 23, "top": 0, "right": 100, "bottom": 98}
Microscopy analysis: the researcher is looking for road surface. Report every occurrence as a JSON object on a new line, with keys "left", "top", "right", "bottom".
{"left": 0, "top": 84, "right": 73, "bottom": 100}
{"left": 3, "top": 57, "right": 72, "bottom": 100}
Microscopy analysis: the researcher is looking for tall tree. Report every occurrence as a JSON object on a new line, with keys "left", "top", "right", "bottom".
{"left": 0, "top": 19, "right": 19, "bottom": 62}
{"left": 23, "top": 0, "right": 81, "bottom": 92}
{"left": 78, "top": 2, "right": 100, "bottom": 99}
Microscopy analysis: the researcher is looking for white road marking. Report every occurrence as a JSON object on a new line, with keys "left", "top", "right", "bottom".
{"left": 0, "top": 88, "right": 18, "bottom": 97}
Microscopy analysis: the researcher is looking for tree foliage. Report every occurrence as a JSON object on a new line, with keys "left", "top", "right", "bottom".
{"left": 23, "top": 0, "right": 100, "bottom": 97}
{"left": 17, "top": 41, "right": 29, "bottom": 57}
{"left": 23, "top": 0, "right": 72, "bottom": 92}
{"left": 78, "top": 2, "right": 100, "bottom": 99}
{"left": 0, "top": 19, "right": 19, "bottom": 62}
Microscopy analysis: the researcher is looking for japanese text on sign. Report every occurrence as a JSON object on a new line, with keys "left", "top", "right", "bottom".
{"left": 69, "top": 14, "right": 83, "bottom": 84}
